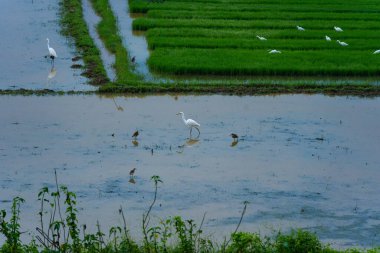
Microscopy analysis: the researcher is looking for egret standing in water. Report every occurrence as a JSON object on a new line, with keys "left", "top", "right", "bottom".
{"left": 176, "top": 112, "right": 200, "bottom": 137}
{"left": 46, "top": 38, "right": 57, "bottom": 66}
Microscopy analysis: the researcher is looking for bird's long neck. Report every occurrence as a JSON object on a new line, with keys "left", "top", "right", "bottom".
{"left": 47, "top": 39, "right": 50, "bottom": 49}
{"left": 181, "top": 114, "right": 187, "bottom": 124}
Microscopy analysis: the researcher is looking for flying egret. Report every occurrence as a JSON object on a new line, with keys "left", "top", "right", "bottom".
{"left": 132, "top": 130, "right": 139, "bottom": 139}
{"left": 296, "top": 25, "right": 305, "bottom": 31}
{"left": 176, "top": 112, "right": 200, "bottom": 137}
{"left": 230, "top": 133, "right": 238, "bottom": 141}
{"left": 256, "top": 35, "right": 267, "bottom": 41}
{"left": 373, "top": 50, "right": 380, "bottom": 54}
{"left": 269, "top": 49, "right": 282, "bottom": 54}
{"left": 325, "top": 35, "right": 331, "bottom": 41}
{"left": 337, "top": 40, "right": 348, "bottom": 46}
{"left": 334, "top": 26, "right": 343, "bottom": 32}
{"left": 46, "top": 38, "right": 57, "bottom": 65}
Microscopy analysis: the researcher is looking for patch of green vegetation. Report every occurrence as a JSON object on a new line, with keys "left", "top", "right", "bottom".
{"left": 60, "top": 0, "right": 109, "bottom": 85}
{"left": 1, "top": 174, "right": 379, "bottom": 252}
{"left": 89, "top": 0, "right": 141, "bottom": 83}
{"left": 131, "top": 0, "right": 380, "bottom": 78}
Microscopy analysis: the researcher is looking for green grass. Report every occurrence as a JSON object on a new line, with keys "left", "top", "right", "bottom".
{"left": 89, "top": 0, "right": 140, "bottom": 84}
{"left": 60, "top": 0, "right": 109, "bottom": 85}
{"left": 130, "top": 0, "right": 380, "bottom": 78}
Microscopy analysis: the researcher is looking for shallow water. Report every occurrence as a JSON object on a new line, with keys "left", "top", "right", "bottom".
{"left": 0, "top": 94, "right": 379, "bottom": 248}
{"left": 108, "top": 0, "right": 153, "bottom": 80}
{"left": 82, "top": 0, "right": 116, "bottom": 81}
{"left": 0, "top": 0, "right": 93, "bottom": 91}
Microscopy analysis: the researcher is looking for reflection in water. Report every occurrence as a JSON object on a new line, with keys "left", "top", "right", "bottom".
{"left": 177, "top": 138, "right": 200, "bottom": 153}
{"left": 128, "top": 177, "right": 136, "bottom": 184}
{"left": 46, "top": 67, "right": 57, "bottom": 86}
{"left": 112, "top": 97, "right": 124, "bottom": 111}
{"left": 230, "top": 140, "right": 238, "bottom": 147}
{"left": 132, "top": 140, "right": 139, "bottom": 147}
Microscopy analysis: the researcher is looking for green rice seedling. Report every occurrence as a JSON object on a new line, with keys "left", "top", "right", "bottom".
{"left": 148, "top": 48, "right": 380, "bottom": 76}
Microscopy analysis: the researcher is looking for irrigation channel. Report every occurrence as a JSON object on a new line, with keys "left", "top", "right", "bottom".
{"left": 1, "top": 94, "right": 380, "bottom": 248}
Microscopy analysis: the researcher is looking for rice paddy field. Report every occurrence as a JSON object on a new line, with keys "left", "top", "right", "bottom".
{"left": 130, "top": 0, "right": 380, "bottom": 77}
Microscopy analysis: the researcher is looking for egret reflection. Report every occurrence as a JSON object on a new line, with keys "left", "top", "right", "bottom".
{"left": 46, "top": 67, "right": 57, "bottom": 86}
{"left": 112, "top": 97, "right": 124, "bottom": 111}
{"left": 177, "top": 138, "right": 199, "bottom": 153}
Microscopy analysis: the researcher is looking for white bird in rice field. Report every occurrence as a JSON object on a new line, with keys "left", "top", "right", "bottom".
{"left": 334, "top": 26, "right": 343, "bottom": 32}
{"left": 373, "top": 49, "right": 380, "bottom": 54}
{"left": 256, "top": 35, "right": 267, "bottom": 41}
{"left": 296, "top": 25, "right": 305, "bottom": 31}
{"left": 176, "top": 112, "right": 200, "bottom": 137}
{"left": 268, "top": 49, "right": 282, "bottom": 54}
{"left": 337, "top": 40, "right": 348, "bottom": 46}
{"left": 325, "top": 35, "right": 331, "bottom": 41}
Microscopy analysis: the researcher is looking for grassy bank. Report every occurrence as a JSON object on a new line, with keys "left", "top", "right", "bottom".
{"left": 60, "top": 0, "right": 109, "bottom": 85}
{"left": 1, "top": 176, "right": 379, "bottom": 253}
{"left": 89, "top": 0, "right": 141, "bottom": 83}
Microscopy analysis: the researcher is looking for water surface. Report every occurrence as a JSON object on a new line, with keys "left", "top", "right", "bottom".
{"left": 0, "top": 94, "right": 379, "bottom": 248}
{"left": 0, "top": 0, "right": 94, "bottom": 91}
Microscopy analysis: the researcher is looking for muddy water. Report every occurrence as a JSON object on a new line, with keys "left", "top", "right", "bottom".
{"left": 0, "top": 95, "right": 380, "bottom": 248}
{"left": 0, "top": 0, "right": 93, "bottom": 91}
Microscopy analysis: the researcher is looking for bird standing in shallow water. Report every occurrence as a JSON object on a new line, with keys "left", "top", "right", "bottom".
{"left": 46, "top": 38, "right": 57, "bottom": 66}
{"left": 129, "top": 168, "right": 136, "bottom": 177}
{"left": 132, "top": 130, "right": 139, "bottom": 139}
{"left": 131, "top": 56, "right": 136, "bottom": 64}
{"left": 176, "top": 112, "right": 200, "bottom": 137}
{"left": 230, "top": 133, "right": 239, "bottom": 141}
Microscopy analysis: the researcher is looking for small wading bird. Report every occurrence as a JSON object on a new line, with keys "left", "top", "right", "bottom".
{"left": 373, "top": 49, "right": 380, "bottom": 54}
{"left": 230, "top": 133, "right": 239, "bottom": 141}
{"left": 325, "top": 35, "right": 331, "bottom": 41}
{"left": 269, "top": 49, "right": 281, "bottom": 54}
{"left": 176, "top": 112, "right": 200, "bottom": 137}
{"left": 337, "top": 40, "right": 348, "bottom": 46}
{"left": 131, "top": 56, "right": 136, "bottom": 64}
{"left": 129, "top": 168, "right": 136, "bottom": 177}
{"left": 256, "top": 35, "right": 267, "bottom": 41}
{"left": 296, "top": 25, "right": 305, "bottom": 31}
{"left": 46, "top": 38, "right": 57, "bottom": 66}
{"left": 334, "top": 26, "right": 343, "bottom": 32}
{"left": 132, "top": 130, "right": 139, "bottom": 139}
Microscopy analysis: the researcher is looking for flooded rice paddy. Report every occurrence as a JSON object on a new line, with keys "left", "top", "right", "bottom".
{"left": 1, "top": 94, "right": 380, "bottom": 248}
{"left": 0, "top": 0, "right": 93, "bottom": 91}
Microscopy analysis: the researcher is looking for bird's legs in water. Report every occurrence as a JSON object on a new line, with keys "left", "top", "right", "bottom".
{"left": 189, "top": 126, "right": 200, "bottom": 138}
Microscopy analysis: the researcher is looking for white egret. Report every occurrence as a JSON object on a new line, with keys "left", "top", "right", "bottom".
{"left": 334, "top": 26, "right": 343, "bottom": 32}
{"left": 46, "top": 38, "right": 57, "bottom": 65}
{"left": 296, "top": 25, "right": 305, "bottom": 31}
{"left": 269, "top": 49, "right": 282, "bottom": 54}
{"left": 176, "top": 112, "right": 200, "bottom": 137}
{"left": 373, "top": 50, "right": 380, "bottom": 54}
{"left": 325, "top": 35, "right": 331, "bottom": 41}
{"left": 256, "top": 35, "right": 267, "bottom": 41}
{"left": 337, "top": 40, "right": 348, "bottom": 46}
